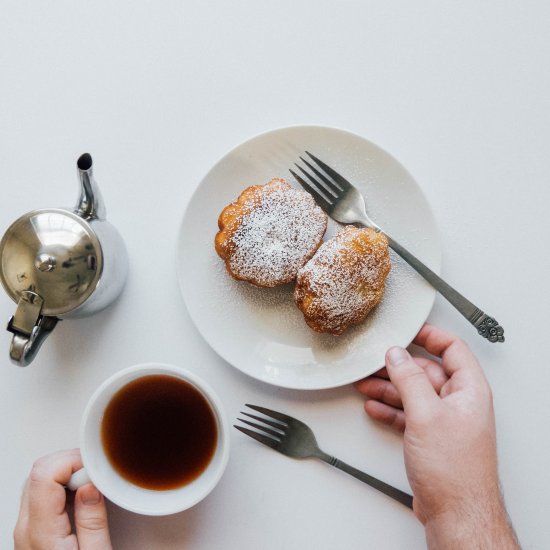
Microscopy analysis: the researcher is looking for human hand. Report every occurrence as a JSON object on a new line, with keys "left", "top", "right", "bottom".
{"left": 355, "top": 324, "right": 519, "bottom": 549}
{"left": 14, "top": 449, "right": 112, "bottom": 550}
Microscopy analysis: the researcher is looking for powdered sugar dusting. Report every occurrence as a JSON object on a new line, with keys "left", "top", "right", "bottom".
{"left": 219, "top": 179, "right": 327, "bottom": 287}
{"left": 295, "top": 226, "right": 391, "bottom": 335}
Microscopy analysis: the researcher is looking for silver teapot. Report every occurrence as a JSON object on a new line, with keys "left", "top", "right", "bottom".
{"left": 0, "top": 153, "right": 128, "bottom": 366}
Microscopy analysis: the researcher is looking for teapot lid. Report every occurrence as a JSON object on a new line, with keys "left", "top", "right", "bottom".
{"left": 0, "top": 209, "right": 103, "bottom": 316}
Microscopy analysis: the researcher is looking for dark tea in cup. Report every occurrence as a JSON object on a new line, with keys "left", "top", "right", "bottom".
{"left": 101, "top": 374, "right": 218, "bottom": 490}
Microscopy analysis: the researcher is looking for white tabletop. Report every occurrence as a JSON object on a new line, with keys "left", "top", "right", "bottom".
{"left": 1, "top": 1, "right": 549, "bottom": 549}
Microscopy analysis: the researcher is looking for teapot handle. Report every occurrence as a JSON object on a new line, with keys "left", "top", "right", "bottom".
{"left": 7, "top": 291, "right": 59, "bottom": 366}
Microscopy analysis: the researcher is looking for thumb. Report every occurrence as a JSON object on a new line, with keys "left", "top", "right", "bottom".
{"left": 385, "top": 347, "right": 439, "bottom": 419}
{"left": 74, "top": 483, "right": 113, "bottom": 550}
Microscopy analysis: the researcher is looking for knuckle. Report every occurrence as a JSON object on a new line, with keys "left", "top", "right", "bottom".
{"left": 31, "top": 456, "right": 47, "bottom": 469}
{"left": 452, "top": 338, "right": 471, "bottom": 358}
{"left": 78, "top": 513, "right": 108, "bottom": 532}
{"left": 405, "top": 369, "right": 427, "bottom": 384}
{"left": 453, "top": 337, "right": 468, "bottom": 352}
{"left": 29, "top": 460, "right": 47, "bottom": 482}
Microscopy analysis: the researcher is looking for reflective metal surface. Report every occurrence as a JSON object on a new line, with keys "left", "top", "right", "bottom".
{"left": 75, "top": 152, "right": 106, "bottom": 221}
{"left": 0, "top": 209, "right": 103, "bottom": 316}
{"left": 0, "top": 153, "right": 128, "bottom": 365}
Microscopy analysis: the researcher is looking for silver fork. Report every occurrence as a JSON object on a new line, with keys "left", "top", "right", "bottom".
{"left": 290, "top": 152, "right": 504, "bottom": 343}
{"left": 235, "top": 404, "right": 413, "bottom": 509}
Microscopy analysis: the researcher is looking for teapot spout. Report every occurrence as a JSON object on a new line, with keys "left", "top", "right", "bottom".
{"left": 75, "top": 153, "right": 106, "bottom": 220}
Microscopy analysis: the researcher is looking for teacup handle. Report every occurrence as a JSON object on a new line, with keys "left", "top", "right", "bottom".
{"left": 67, "top": 468, "right": 92, "bottom": 491}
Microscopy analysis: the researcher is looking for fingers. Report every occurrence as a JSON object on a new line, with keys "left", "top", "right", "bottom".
{"left": 371, "top": 367, "right": 390, "bottom": 380}
{"left": 28, "top": 449, "right": 83, "bottom": 519}
{"left": 385, "top": 347, "right": 439, "bottom": 419}
{"left": 414, "top": 324, "right": 486, "bottom": 383}
{"left": 355, "top": 377, "right": 403, "bottom": 408}
{"left": 75, "top": 484, "right": 113, "bottom": 550}
{"left": 414, "top": 357, "right": 449, "bottom": 392}
{"left": 16, "top": 449, "right": 83, "bottom": 549}
{"left": 29, "top": 448, "right": 83, "bottom": 485}
{"left": 413, "top": 324, "right": 457, "bottom": 357}
{"left": 364, "top": 400, "right": 406, "bottom": 432}
{"left": 356, "top": 358, "right": 449, "bottom": 409}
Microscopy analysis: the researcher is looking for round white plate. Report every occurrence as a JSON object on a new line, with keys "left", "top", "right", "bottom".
{"left": 177, "top": 125, "right": 441, "bottom": 390}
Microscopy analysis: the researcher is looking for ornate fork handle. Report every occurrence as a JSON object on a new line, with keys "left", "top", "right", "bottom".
{"left": 381, "top": 231, "right": 504, "bottom": 343}
{"left": 317, "top": 450, "right": 413, "bottom": 508}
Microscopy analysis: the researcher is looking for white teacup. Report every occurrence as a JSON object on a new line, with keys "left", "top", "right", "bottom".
{"left": 67, "top": 363, "right": 230, "bottom": 516}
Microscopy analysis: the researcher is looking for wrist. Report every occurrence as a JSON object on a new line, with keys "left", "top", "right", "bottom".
{"left": 424, "top": 496, "right": 519, "bottom": 550}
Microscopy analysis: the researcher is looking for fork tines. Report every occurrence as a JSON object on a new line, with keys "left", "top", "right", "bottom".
{"left": 290, "top": 151, "right": 351, "bottom": 211}
{"left": 234, "top": 425, "right": 281, "bottom": 449}
{"left": 234, "top": 404, "right": 288, "bottom": 449}
{"left": 244, "top": 404, "right": 290, "bottom": 424}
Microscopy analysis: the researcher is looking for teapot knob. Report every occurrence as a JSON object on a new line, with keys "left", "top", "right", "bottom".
{"left": 35, "top": 253, "right": 56, "bottom": 272}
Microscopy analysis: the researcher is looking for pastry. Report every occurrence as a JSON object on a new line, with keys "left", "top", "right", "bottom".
{"left": 294, "top": 226, "right": 391, "bottom": 335}
{"left": 215, "top": 179, "right": 327, "bottom": 287}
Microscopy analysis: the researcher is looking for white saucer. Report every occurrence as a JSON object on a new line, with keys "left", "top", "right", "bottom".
{"left": 177, "top": 125, "right": 441, "bottom": 390}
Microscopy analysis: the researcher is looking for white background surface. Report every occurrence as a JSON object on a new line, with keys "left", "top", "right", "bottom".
{"left": 0, "top": 1, "right": 549, "bottom": 549}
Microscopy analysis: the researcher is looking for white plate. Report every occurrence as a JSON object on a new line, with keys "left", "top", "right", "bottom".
{"left": 177, "top": 125, "right": 441, "bottom": 390}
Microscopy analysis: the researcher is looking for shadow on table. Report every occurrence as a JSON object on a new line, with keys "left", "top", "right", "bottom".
{"left": 228, "top": 360, "right": 360, "bottom": 404}
{"left": 107, "top": 499, "right": 204, "bottom": 549}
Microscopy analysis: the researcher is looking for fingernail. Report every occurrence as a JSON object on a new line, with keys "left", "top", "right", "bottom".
{"left": 81, "top": 485, "right": 101, "bottom": 505}
{"left": 387, "top": 347, "right": 409, "bottom": 366}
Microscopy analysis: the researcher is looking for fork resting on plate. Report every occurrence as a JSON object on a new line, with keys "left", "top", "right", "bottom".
{"left": 290, "top": 152, "right": 504, "bottom": 343}
{"left": 235, "top": 404, "right": 413, "bottom": 509}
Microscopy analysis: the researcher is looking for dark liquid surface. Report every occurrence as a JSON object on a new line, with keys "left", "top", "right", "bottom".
{"left": 101, "top": 375, "right": 218, "bottom": 490}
